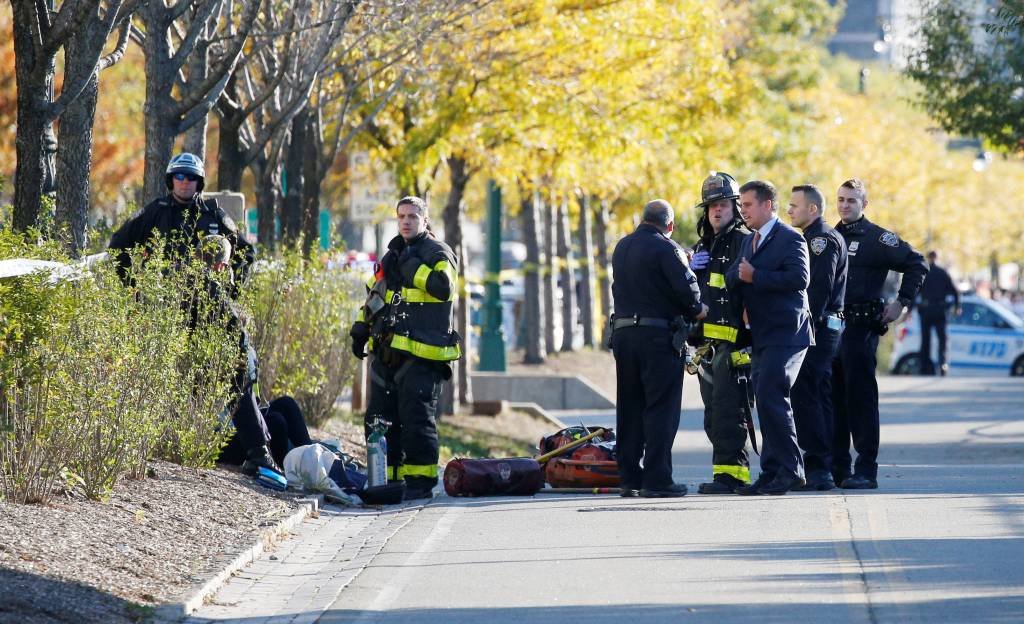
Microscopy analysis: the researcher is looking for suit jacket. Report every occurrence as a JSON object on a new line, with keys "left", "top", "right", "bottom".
{"left": 725, "top": 218, "right": 813, "bottom": 349}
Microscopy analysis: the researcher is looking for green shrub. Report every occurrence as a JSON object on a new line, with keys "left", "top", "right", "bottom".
{"left": 242, "top": 248, "right": 363, "bottom": 427}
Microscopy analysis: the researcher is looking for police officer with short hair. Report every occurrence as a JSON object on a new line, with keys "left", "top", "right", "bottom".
{"left": 786, "top": 184, "right": 847, "bottom": 491}
{"left": 689, "top": 172, "right": 755, "bottom": 494}
{"left": 832, "top": 178, "right": 927, "bottom": 489}
{"left": 349, "top": 196, "right": 462, "bottom": 500}
{"left": 610, "top": 199, "right": 708, "bottom": 498}
{"left": 109, "top": 153, "right": 255, "bottom": 292}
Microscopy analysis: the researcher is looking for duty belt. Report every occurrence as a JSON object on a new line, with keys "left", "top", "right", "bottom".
{"left": 844, "top": 300, "right": 883, "bottom": 325}
{"left": 611, "top": 315, "right": 672, "bottom": 330}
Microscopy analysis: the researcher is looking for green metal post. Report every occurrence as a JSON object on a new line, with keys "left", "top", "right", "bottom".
{"left": 478, "top": 180, "right": 507, "bottom": 371}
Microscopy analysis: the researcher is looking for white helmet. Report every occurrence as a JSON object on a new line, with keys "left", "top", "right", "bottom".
{"left": 165, "top": 152, "right": 206, "bottom": 191}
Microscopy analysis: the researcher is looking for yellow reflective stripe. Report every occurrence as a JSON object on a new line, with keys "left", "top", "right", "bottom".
{"left": 703, "top": 323, "right": 738, "bottom": 342}
{"left": 413, "top": 264, "right": 432, "bottom": 291}
{"left": 434, "top": 260, "right": 456, "bottom": 286}
{"left": 385, "top": 289, "right": 396, "bottom": 303}
{"left": 713, "top": 464, "right": 750, "bottom": 483}
{"left": 398, "top": 464, "right": 439, "bottom": 479}
{"left": 730, "top": 350, "right": 751, "bottom": 366}
{"left": 356, "top": 308, "right": 366, "bottom": 322}
{"left": 709, "top": 272, "right": 726, "bottom": 289}
{"left": 368, "top": 336, "right": 376, "bottom": 349}
{"left": 365, "top": 275, "right": 377, "bottom": 289}
{"left": 387, "top": 466, "right": 400, "bottom": 480}
{"left": 390, "top": 334, "right": 461, "bottom": 361}
{"left": 401, "top": 287, "right": 448, "bottom": 303}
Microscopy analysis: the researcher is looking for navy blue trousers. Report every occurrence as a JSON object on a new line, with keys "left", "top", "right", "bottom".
{"left": 751, "top": 344, "right": 807, "bottom": 481}
{"left": 613, "top": 326, "right": 684, "bottom": 490}
{"left": 832, "top": 324, "right": 881, "bottom": 480}
{"left": 791, "top": 325, "right": 841, "bottom": 475}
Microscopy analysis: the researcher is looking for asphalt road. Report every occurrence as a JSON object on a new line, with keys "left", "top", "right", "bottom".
{"left": 322, "top": 376, "right": 1024, "bottom": 624}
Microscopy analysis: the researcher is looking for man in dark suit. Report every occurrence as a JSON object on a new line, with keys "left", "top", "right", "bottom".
{"left": 726, "top": 180, "right": 813, "bottom": 495}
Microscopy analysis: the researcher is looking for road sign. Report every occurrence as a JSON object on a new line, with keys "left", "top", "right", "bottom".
{"left": 349, "top": 151, "right": 396, "bottom": 223}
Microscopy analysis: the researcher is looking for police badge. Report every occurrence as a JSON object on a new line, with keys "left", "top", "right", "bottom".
{"left": 880, "top": 231, "right": 899, "bottom": 247}
{"left": 810, "top": 237, "right": 827, "bottom": 255}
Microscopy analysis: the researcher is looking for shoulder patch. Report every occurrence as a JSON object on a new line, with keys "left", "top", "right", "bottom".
{"left": 220, "top": 213, "right": 239, "bottom": 235}
{"left": 810, "top": 237, "right": 828, "bottom": 255}
{"left": 879, "top": 231, "right": 899, "bottom": 247}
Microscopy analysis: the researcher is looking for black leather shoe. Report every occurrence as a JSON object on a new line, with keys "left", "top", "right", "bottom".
{"left": 736, "top": 474, "right": 772, "bottom": 496}
{"left": 698, "top": 474, "right": 745, "bottom": 494}
{"left": 241, "top": 445, "right": 283, "bottom": 476}
{"left": 639, "top": 483, "right": 688, "bottom": 498}
{"left": 797, "top": 471, "right": 836, "bottom": 491}
{"left": 620, "top": 487, "right": 640, "bottom": 498}
{"left": 403, "top": 485, "right": 435, "bottom": 500}
{"left": 759, "top": 474, "right": 806, "bottom": 495}
{"left": 832, "top": 470, "right": 852, "bottom": 487}
{"left": 840, "top": 475, "right": 878, "bottom": 489}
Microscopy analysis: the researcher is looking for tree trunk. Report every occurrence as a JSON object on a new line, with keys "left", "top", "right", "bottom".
{"left": 301, "top": 117, "right": 320, "bottom": 256}
{"left": 141, "top": 6, "right": 177, "bottom": 203}
{"left": 521, "top": 188, "right": 545, "bottom": 364}
{"left": 182, "top": 39, "right": 210, "bottom": 159}
{"left": 542, "top": 194, "right": 557, "bottom": 354}
{"left": 442, "top": 156, "right": 473, "bottom": 411}
{"left": 254, "top": 160, "right": 279, "bottom": 249}
{"left": 55, "top": 30, "right": 101, "bottom": 257}
{"left": 595, "top": 198, "right": 613, "bottom": 350}
{"left": 282, "top": 108, "right": 308, "bottom": 246}
{"left": 576, "top": 193, "right": 595, "bottom": 347}
{"left": 216, "top": 74, "right": 246, "bottom": 192}
{"left": 557, "top": 197, "right": 576, "bottom": 352}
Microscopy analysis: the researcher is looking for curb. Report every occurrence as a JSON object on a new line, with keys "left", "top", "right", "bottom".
{"left": 152, "top": 494, "right": 324, "bottom": 623}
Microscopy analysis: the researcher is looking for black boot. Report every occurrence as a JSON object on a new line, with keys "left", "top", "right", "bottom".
{"left": 242, "top": 445, "right": 283, "bottom": 476}
{"left": 698, "top": 473, "right": 745, "bottom": 494}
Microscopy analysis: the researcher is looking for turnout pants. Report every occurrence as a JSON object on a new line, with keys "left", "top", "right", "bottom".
{"left": 612, "top": 326, "right": 685, "bottom": 490}
{"left": 365, "top": 355, "right": 443, "bottom": 488}
{"left": 697, "top": 343, "right": 750, "bottom": 483}
{"left": 791, "top": 324, "right": 841, "bottom": 476}
{"left": 831, "top": 323, "right": 881, "bottom": 481}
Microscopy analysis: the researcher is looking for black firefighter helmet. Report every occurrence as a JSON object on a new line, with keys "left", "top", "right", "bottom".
{"left": 697, "top": 171, "right": 740, "bottom": 208}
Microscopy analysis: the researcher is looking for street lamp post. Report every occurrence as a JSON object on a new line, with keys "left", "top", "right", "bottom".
{"left": 478, "top": 180, "right": 507, "bottom": 371}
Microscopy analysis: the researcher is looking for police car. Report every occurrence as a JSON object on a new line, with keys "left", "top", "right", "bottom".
{"left": 890, "top": 294, "right": 1024, "bottom": 376}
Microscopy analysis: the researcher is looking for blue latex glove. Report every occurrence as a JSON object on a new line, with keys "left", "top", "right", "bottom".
{"left": 690, "top": 250, "right": 710, "bottom": 270}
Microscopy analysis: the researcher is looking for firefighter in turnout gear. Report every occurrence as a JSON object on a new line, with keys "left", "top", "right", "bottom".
{"left": 690, "top": 172, "right": 755, "bottom": 494}
{"left": 348, "top": 196, "right": 462, "bottom": 500}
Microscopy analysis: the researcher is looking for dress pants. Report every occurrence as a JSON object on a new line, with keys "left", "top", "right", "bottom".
{"left": 832, "top": 323, "right": 881, "bottom": 481}
{"left": 791, "top": 325, "right": 841, "bottom": 475}
{"left": 751, "top": 344, "right": 807, "bottom": 481}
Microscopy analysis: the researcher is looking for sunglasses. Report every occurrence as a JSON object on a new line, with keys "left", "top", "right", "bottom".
{"left": 172, "top": 172, "right": 201, "bottom": 182}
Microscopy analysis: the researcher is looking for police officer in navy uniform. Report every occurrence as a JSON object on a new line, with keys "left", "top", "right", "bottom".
{"left": 915, "top": 250, "right": 960, "bottom": 375}
{"left": 610, "top": 199, "right": 708, "bottom": 498}
{"left": 109, "top": 153, "right": 255, "bottom": 292}
{"left": 832, "top": 178, "right": 927, "bottom": 489}
{"left": 786, "top": 185, "right": 847, "bottom": 491}
{"left": 689, "top": 172, "right": 755, "bottom": 494}
{"left": 349, "top": 196, "right": 462, "bottom": 500}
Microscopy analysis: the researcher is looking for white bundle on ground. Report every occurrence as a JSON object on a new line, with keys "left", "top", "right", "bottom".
{"left": 283, "top": 444, "right": 360, "bottom": 506}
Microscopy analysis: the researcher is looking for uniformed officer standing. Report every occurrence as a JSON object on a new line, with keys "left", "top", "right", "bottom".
{"left": 786, "top": 185, "right": 847, "bottom": 491}
{"left": 915, "top": 250, "right": 960, "bottom": 375}
{"left": 349, "top": 196, "right": 462, "bottom": 500}
{"left": 610, "top": 199, "right": 708, "bottom": 498}
{"left": 689, "top": 173, "right": 755, "bottom": 494}
{"left": 832, "top": 179, "right": 928, "bottom": 489}
{"left": 109, "top": 153, "right": 254, "bottom": 292}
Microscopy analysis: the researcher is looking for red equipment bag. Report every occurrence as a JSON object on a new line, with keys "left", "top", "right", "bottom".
{"left": 443, "top": 457, "right": 544, "bottom": 497}
{"left": 544, "top": 442, "right": 620, "bottom": 488}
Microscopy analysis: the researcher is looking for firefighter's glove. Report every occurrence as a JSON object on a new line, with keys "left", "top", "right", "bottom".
{"left": 690, "top": 250, "right": 710, "bottom": 270}
{"left": 398, "top": 252, "right": 424, "bottom": 288}
{"left": 349, "top": 321, "right": 370, "bottom": 359}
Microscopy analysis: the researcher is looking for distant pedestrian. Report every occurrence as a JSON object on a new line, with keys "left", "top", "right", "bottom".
{"left": 610, "top": 199, "right": 707, "bottom": 498}
{"left": 726, "top": 180, "right": 812, "bottom": 496}
{"left": 915, "top": 250, "right": 960, "bottom": 375}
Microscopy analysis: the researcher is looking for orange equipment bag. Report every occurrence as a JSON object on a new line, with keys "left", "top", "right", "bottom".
{"left": 539, "top": 426, "right": 620, "bottom": 488}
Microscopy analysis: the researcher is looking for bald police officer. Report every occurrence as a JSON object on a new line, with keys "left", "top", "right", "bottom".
{"left": 610, "top": 200, "right": 708, "bottom": 498}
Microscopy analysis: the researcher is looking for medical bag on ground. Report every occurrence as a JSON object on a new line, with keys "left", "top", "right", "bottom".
{"left": 544, "top": 441, "right": 620, "bottom": 488}
{"left": 443, "top": 457, "right": 545, "bottom": 497}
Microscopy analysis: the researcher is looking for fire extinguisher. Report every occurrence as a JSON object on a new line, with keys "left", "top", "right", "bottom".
{"left": 366, "top": 417, "right": 390, "bottom": 487}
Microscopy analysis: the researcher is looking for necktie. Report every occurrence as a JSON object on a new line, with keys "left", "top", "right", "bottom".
{"left": 752, "top": 231, "right": 761, "bottom": 254}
